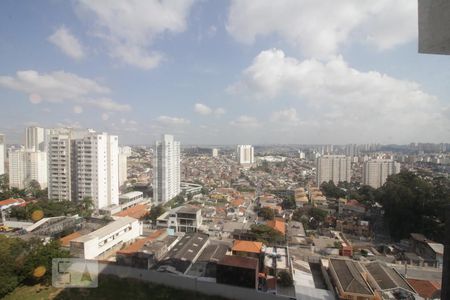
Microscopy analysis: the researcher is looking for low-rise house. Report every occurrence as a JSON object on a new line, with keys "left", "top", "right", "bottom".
{"left": 232, "top": 240, "right": 263, "bottom": 259}
{"left": 116, "top": 229, "right": 179, "bottom": 269}
{"left": 365, "top": 262, "right": 418, "bottom": 299}
{"left": 216, "top": 255, "right": 259, "bottom": 289}
{"left": 0, "top": 198, "right": 26, "bottom": 211}
{"left": 410, "top": 233, "right": 444, "bottom": 267}
{"left": 328, "top": 258, "right": 377, "bottom": 300}
{"left": 70, "top": 216, "right": 141, "bottom": 259}
{"left": 266, "top": 218, "right": 286, "bottom": 236}
{"left": 156, "top": 205, "right": 202, "bottom": 233}
{"left": 263, "top": 246, "right": 290, "bottom": 276}
{"left": 407, "top": 279, "right": 441, "bottom": 300}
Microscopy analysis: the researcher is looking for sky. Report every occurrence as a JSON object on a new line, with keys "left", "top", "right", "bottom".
{"left": 0, "top": 0, "right": 449, "bottom": 145}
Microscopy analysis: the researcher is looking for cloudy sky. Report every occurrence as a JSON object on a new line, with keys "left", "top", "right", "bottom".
{"left": 0, "top": 0, "right": 449, "bottom": 145}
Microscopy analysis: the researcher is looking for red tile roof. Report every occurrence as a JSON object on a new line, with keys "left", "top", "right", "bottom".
{"left": 114, "top": 204, "right": 149, "bottom": 219}
{"left": 406, "top": 279, "right": 441, "bottom": 299}
{"left": 0, "top": 198, "right": 25, "bottom": 207}
{"left": 59, "top": 232, "right": 82, "bottom": 247}
{"left": 266, "top": 219, "right": 286, "bottom": 235}
{"left": 232, "top": 240, "right": 263, "bottom": 254}
{"left": 117, "top": 229, "right": 166, "bottom": 255}
{"left": 218, "top": 255, "right": 259, "bottom": 270}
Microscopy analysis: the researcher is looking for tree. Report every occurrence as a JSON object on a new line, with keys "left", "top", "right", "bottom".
{"left": 277, "top": 271, "right": 293, "bottom": 287}
{"left": 250, "top": 224, "right": 284, "bottom": 245}
{"left": 257, "top": 207, "right": 275, "bottom": 220}
{"left": 320, "top": 181, "right": 346, "bottom": 198}
{"left": 376, "top": 170, "right": 449, "bottom": 242}
{"left": 0, "top": 174, "right": 9, "bottom": 193}
{"left": 26, "top": 180, "right": 47, "bottom": 199}
{"left": 78, "top": 197, "right": 94, "bottom": 218}
{"left": 281, "top": 195, "right": 296, "bottom": 210}
{"left": 0, "top": 236, "right": 69, "bottom": 298}
{"left": 149, "top": 205, "right": 165, "bottom": 224}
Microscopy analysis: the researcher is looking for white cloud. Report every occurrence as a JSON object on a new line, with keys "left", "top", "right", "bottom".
{"left": 194, "top": 103, "right": 212, "bottom": 115}
{"left": 271, "top": 108, "right": 299, "bottom": 124}
{"left": 230, "top": 115, "right": 261, "bottom": 128}
{"left": 48, "top": 26, "right": 85, "bottom": 60}
{"left": 229, "top": 49, "right": 449, "bottom": 142}
{"left": 76, "top": 0, "right": 196, "bottom": 69}
{"left": 227, "top": 0, "right": 417, "bottom": 58}
{"left": 73, "top": 105, "right": 83, "bottom": 114}
{"left": 101, "top": 113, "right": 110, "bottom": 121}
{"left": 157, "top": 115, "right": 190, "bottom": 126}
{"left": 194, "top": 103, "right": 226, "bottom": 116}
{"left": 214, "top": 107, "right": 226, "bottom": 116}
{"left": 0, "top": 70, "right": 131, "bottom": 112}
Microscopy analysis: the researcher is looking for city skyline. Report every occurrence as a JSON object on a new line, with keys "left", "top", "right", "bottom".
{"left": 1, "top": 1, "right": 450, "bottom": 145}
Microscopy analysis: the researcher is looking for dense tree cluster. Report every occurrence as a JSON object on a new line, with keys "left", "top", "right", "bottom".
{"left": 9, "top": 197, "right": 94, "bottom": 221}
{"left": 292, "top": 207, "right": 328, "bottom": 230}
{"left": 319, "top": 171, "right": 450, "bottom": 242}
{"left": 250, "top": 224, "right": 284, "bottom": 244}
{"left": 256, "top": 207, "right": 275, "bottom": 220}
{"left": 377, "top": 171, "right": 450, "bottom": 242}
{"left": 0, "top": 236, "right": 69, "bottom": 298}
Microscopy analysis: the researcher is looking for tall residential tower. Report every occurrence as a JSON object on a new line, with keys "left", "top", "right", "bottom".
{"left": 237, "top": 145, "right": 254, "bottom": 165}
{"left": 9, "top": 148, "right": 47, "bottom": 189}
{"left": 363, "top": 159, "right": 401, "bottom": 188}
{"left": 25, "top": 126, "right": 47, "bottom": 151}
{"left": 47, "top": 128, "right": 119, "bottom": 209}
{"left": 153, "top": 134, "right": 180, "bottom": 204}
{"left": 316, "top": 155, "right": 352, "bottom": 185}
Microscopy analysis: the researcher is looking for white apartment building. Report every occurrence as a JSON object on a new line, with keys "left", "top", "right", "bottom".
{"left": 70, "top": 216, "right": 141, "bottom": 259}
{"left": 156, "top": 206, "right": 202, "bottom": 233}
{"left": 0, "top": 134, "right": 4, "bottom": 176}
{"left": 118, "top": 146, "right": 130, "bottom": 187}
{"left": 8, "top": 148, "right": 47, "bottom": 189}
{"left": 74, "top": 131, "right": 119, "bottom": 209}
{"left": 237, "top": 145, "right": 254, "bottom": 165}
{"left": 363, "top": 159, "right": 401, "bottom": 188}
{"left": 212, "top": 148, "right": 219, "bottom": 157}
{"left": 153, "top": 134, "right": 180, "bottom": 204}
{"left": 48, "top": 128, "right": 119, "bottom": 209}
{"left": 48, "top": 128, "right": 72, "bottom": 201}
{"left": 25, "top": 126, "right": 47, "bottom": 151}
{"left": 316, "top": 155, "right": 352, "bottom": 185}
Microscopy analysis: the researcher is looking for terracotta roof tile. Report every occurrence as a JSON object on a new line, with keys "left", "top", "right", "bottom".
{"left": 407, "top": 278, "right": 441, "bottom": 299}
{"left": 232, "top": 240, "right": 263, "bottom": 254}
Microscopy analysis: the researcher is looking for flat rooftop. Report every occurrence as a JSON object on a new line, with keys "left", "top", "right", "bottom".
{"left": 72, "top": 216, "right": 137, "bottom": 243}
{"left": 158, "top": 232, "right": 209, "bottom": 273}
{"left": 119, "top": 191, "right": 144, "bottom": 199}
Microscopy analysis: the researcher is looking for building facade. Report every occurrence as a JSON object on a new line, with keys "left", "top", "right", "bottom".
{"left": 153, "top": 134, "right": 180, "bottom": 204}
{"left": 237, "top": 145, "right": 254, "bottom": 165}
{"left": 156, "top": 205, "right": 202, "bottom": 233}
{"left": 8, "top": 148, "right": 47, "bottom": 189}
{"left": 118, "top": 146, "right": 129, "bottom": 187}
{"left": 47, "top": 128, "right": 119, "bottom": 209}
{"left": 25, "top": 126, "right": 47, "bottom": 151}
{"left": 363, "top": 159, "right": 401, "bottom": 188}
{"left": 70, "top": 216, "right": 141, "bottom": 259}
{"left": 316, "top": 155, "right": 352, "bottom": 185}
